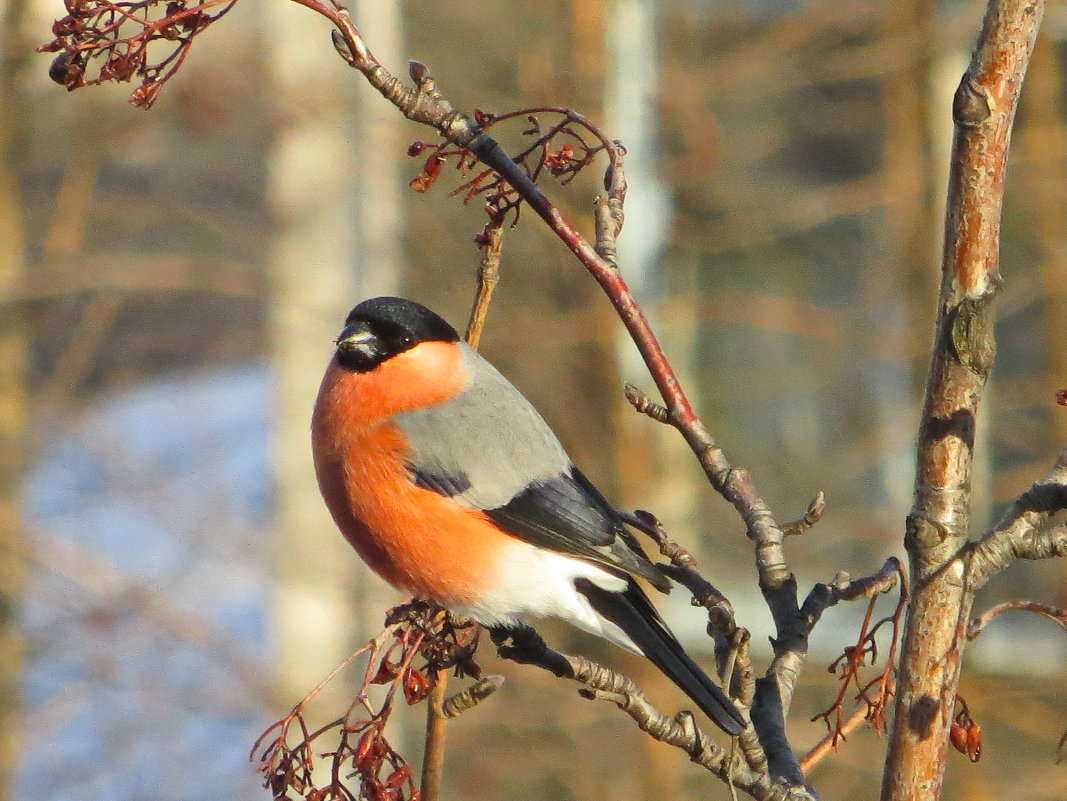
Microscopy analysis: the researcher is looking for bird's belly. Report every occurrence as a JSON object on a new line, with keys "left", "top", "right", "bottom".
{"left": 334, "top": 485, "right": 506, "bottom": 608}
{"left": 312, "top": 420, "right": 635, "bottom": 650}
{"left": 313, "top": 423, "right": 518, "bottom": 608}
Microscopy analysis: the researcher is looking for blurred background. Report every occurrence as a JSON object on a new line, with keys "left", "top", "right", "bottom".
{"left": 2, "top": 0, "right": 1066, "bottom": 799}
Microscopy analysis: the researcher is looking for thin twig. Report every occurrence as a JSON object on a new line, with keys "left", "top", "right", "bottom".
{"left": 624, "top": 382, "right": 670, "bottom": 424}
{"left": 782, "top": 492, "right": 826, "bottom": 537}
{"left": 805, "top": 559, "right": 906, "bottom": 755}
{"left": 968, "top": 447, "right": 1067, "bottom": 588}
{"left": 800, "top": 557, "right": 904, "bottom": 632}
{"left": 464, "top": 222, "right": 504, "bottom": 349}
{"left": 441, "top": 675, "right": 504, "bottom": 719}
{"left": 618, "top": 509, "right": 698, "bottom": 567}
{"left": 965, "top": 600, "right": 1067, "bottom": 639}
{"left": 800, "top": 704, "right": 870, "bottom": 774}
{"left": 419, "top": 667, "right": 449, "bottom": 801}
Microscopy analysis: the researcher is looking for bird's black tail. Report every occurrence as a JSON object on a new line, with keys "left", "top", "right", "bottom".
{"left": 575, "top": 578, "right": 746, "bottom": 736}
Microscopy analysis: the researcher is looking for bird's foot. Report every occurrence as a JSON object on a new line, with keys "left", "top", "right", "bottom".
{"left": 489, "top": 624, "right": 574, "bottom": 679}
{"left": 488, "top": 623, "right": 546, "bottom": 655}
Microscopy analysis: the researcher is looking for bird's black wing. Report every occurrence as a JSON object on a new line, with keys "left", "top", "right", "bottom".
{"left": 410, "top": 469, "right": 472, "bottom": 498}
{"left": 482, "top": 467, "right": 671, "bottom": 593}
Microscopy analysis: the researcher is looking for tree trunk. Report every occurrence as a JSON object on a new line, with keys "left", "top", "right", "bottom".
{"left": 880, "top": 2, "right": 1044, "bottom": 798}
{"left": 1022, "top": 32, "right": 1067, "bottom": 607}
{"left": 266, "top": 1, "right": 404, "bottom": 716}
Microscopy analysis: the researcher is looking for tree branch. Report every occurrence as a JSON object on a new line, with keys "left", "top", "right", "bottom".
{"left": 419, "top": 667, "right": 449, "bottom": 801}
{"left": 967, "top": 447, "right": 1067, "bottom": 587}
{"left": 965, "top": 599, "right": 1067, "bottom": 639}
{"left": 492, "top": 625, "right": 814, "bottom": 801}
{"left": 800, "top": 704, "right": 871, "bottom": 775}
{"left": 464, "top": 222, "right": 504, "bottom": 350}
{"left": 800, "top": 558, "right": 905, "bottom": 632}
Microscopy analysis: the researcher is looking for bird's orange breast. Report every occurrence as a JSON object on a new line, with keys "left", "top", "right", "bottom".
{"left": 311, "top": 348, "right": 508, "bottom": 606}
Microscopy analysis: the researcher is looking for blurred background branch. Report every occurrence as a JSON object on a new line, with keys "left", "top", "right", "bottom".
{"left": 0, "top": 0, "right": 30, "bottom": 794}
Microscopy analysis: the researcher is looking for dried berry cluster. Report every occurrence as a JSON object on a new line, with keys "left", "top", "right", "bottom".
{"left": 407, "top": 107, "right": 611, "bottom": 227}
{"left": 252, "top": 602, "right": 480, "bottom": 801}
{"left": 39, "top": 0, "right": 236, "bottom": 108}
{"left": 813, "top": 588, "right": 907, "bottom": 747}
{"left": 949, "top": 696, "right": 983, "bottom": 764}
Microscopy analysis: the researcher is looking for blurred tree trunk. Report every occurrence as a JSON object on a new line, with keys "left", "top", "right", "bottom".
{"left": 351, "top": 2, "right": 405, "bottom": 304}
{"left": 1020, "top": 32, "right": 1067, "bottom": 602}
{"left": 1023, "top": 35, "right": 1067, "bottom": 440}
{"left": 266, "top": 1, "right": 403, "bottom": 717}
{"left": 606, "top": 0, "right": 699, "bottom": 547}
{"left": 604, "top": 4, "right": 693, "bottom": 798}
{"left": 572, "top": 0, "right": 605, "bottom": 87}
{"left": 872, "top": 0, "right": 936, "bottom": 521}
{"left": 0, "top": 0, "right": 29, "bottom": 795}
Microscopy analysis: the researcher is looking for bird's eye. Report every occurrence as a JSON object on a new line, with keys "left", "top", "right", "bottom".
{"left": 400, "top": 334, "right": 414, "bottom": 347}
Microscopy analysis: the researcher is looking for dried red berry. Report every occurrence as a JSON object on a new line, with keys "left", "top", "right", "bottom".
{"left": 370, "top": 658, "right": 399, "bottom": 685}
{"left": 965, "top": 720, "right": 982, "bottom": 762}
{"left": 949, "top": 720, "right": 967, "bottom": 755}
{"left": 353, "top": 729, "right": 384, "bottom": 774}
{"left": 402, "top": 668, "right": 430, "bottom": 704}
{"left": 100, "top": 52, "right": 135, "bottom": 82}
{"left": 51, "top": 17, "right": 77, "bottom": 37}
{"left": 384, "top": 765, "right": 410, "bottom": 790}
{"left": 950, "top": 698, "right": 982, "bottom": 763}
{"left": 129, "top": 80, "right": 163, "bottom": 109}
{"left": 409, "top": 154, "right": 446, "bottom": 193}
{"left": 48, "top": 51, "right": 74, "bottom": 85}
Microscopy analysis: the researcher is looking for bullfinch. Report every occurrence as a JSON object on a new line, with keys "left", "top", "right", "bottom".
{"left": 311, "top": 296, "right": 745, "bottom": 736}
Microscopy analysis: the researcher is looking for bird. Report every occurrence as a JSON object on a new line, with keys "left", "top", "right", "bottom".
{"left": 311, "top": 296, "right": 745, "bottom": 736}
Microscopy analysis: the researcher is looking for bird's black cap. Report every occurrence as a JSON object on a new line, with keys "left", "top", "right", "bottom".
{"left": 335, "top": 297, "right": 459, "bottom": 372}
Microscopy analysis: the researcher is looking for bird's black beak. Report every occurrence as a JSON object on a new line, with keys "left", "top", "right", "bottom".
{"left": 335, "top": 322, "right": 377, "bottom": 355}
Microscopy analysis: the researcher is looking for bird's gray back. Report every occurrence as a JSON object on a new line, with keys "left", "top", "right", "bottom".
{"left": 393, "top": 343, "right": 571, "bottom": 510}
